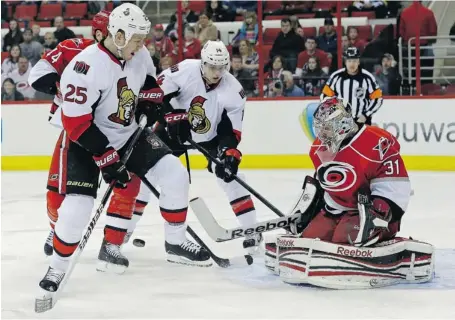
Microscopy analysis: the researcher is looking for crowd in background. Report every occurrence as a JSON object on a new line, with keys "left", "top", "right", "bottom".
{"left": 1, "top": 1, "right": 442, "bottom": 101}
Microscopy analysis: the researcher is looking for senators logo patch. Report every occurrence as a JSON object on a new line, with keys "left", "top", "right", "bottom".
{"left": 73, "top": 61, "right": 90, "bottom": 75}
{"left": 373, "top": 137, "right": 391, "bottom": 160}
{"left": 170, "top": 64, "right": 179, "bottom": 73}
{"left": 316, "top": 161, "right": 357, "bottom": 192}
{"left": 108, "top": 77, "right": 136, "bottom": 126}
{"left": 239, "top": 89, "right": 245, "bottom": 99}
{"left": 188, "top": 96, "right": 211, "bottom": 134}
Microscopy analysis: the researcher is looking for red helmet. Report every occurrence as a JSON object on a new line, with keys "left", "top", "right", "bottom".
{"left": 92, "top": 10, "right": 110, "bottom": 39}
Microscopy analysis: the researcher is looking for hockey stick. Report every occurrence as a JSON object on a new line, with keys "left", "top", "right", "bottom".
{"left": 139, "top": 177, "right": 253, "bottom": 268}
{"left": 189, "top": 176, "right": 321, "bottom": 242}
{"left": 187, "top": 138, "right": 285, "bottom": 217}
{"left": 35, "top": 115, "right": 149, "bottom": 313}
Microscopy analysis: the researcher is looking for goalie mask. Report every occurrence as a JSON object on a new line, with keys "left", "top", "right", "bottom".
{"left": 201, "top": 40, "right": 230, "bottom": 84}
{"left": 312, "top": 97, "right": 357, "bottom": 153}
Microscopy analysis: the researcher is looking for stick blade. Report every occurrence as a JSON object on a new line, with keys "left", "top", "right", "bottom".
{"left": 35, "top": 296, "right": 53, "bottom": 313}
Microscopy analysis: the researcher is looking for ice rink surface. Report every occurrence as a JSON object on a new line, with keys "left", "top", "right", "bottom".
{"left": 2, "top": 170, "right": 455, "bottom": 319}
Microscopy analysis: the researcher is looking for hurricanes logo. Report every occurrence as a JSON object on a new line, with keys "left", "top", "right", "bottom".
{"left": 188, "top": 96, "right": 211, "bottom": 134}
{"left": 108, "top": 77, "right": 136, "bottom": 126}
{"left": 316, "top": 161, "right": 357, "bottom": 192}
{"left": 373, "top": 137, "right": 391, "bottom": 160}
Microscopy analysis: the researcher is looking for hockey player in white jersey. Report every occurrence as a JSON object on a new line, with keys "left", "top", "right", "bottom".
{"left": 112, "top": 40, "right": 263, "bottom": 253}
{"left": 38, "top": 3, "right": 210, "bottom": 295}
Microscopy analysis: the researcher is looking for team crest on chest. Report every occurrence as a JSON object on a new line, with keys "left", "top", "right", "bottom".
{"left": 108, "top": 77, "right": 136, "bottom": 126}
{"left": 188, "top": 96, "right": 211, "bottom": 134}
{"left": 316, "top": 161, "right": 357, "bottom": 192}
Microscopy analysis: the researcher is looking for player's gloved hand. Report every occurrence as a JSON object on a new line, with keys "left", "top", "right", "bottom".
{"left": 215, "top": 148, "right": 242, "bottom": 183}
{"left": 93, "top": 147, "right": 131, "bottom": 188}
{"left": 349, "top": 196, "right": 392, "bottom": 247}
{"left": 164, "top": 109, "right": 191, "bottom": 144}
{"left": 136, "top": 87, "right": 165, "bottom": 126}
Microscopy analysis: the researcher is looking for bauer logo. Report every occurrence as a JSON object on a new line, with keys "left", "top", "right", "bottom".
{"left": 299, "top": 102, "right": 318, "bottom": 142}
{"left": 337, "top": 247, "right": 373, "bottom": 257}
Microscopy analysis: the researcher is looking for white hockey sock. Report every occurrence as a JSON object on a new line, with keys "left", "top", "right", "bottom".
{"left": 236, "top": 209, "right": 257, "bottom": 227}
{"left": 164, "top": 222, "right": 187, "bottom": 245}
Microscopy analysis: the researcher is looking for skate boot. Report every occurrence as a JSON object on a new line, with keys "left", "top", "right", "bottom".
{"left": 96, "top": 239, "right": 129, "bottom": 274}
{"left": 35, "top": 266, "right": 66, "bottom": 312}
{"left": 44, "top": 229, "right": 54, "bottom": 256}
{"left": 165, "top": 239, "right": 212, "bottom": 267}
{"left": 243, "top": 233, "right": 263, "bottom": 255}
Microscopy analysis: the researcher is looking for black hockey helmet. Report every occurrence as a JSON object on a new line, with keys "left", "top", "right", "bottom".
{"left": 343, "top": 47, "right": 361, "bottom": 59}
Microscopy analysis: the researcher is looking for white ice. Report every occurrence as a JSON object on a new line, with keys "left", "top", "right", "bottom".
{"left": 2, "top": 170, "right": 455, "bottom": 319}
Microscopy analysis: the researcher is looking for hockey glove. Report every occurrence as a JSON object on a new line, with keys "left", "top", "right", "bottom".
{"left": 136, "top": 87, "right": 165, "bottom": 127}
{"left": 164, "top": 109, "right": 191, "bottom": 144}
{"left": 215, "top": 148, "right": 242, "bottom": 183}
{"left": 349, "top": 195, "right": 392, "bottom": 247}
{"left": 93, "top": 147, "right": 131, "bottom": 188}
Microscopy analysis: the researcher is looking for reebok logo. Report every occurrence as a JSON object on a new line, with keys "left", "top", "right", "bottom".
{"left": 277, "top": 238, "right": 294, "bottom": 247}
{"left": 231, "top": 216, "right": 298, "bottom": 238}
{"left": 337, "top": 247, "right": 373, "bottom": 257}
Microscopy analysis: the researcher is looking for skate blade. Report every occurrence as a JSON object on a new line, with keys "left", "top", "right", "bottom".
{"left": 35, "top": 289, "right": 54, "bottom": 313}
{"left": 166, "top": 254, "right": 213, "bottom": 267}
{"left": 96, "top": 261, "right": 127, "bottom": 274}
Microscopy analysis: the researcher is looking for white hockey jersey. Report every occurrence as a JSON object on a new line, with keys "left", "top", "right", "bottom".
{"left": 59, "top": 43, "right": 156, "bottom": 150}
{"left": 159, "top": 59, "right": 246, "bottom": 144}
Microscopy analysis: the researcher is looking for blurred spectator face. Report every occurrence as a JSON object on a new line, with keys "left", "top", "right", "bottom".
{"left": 23, "top": 29, "right": 33, "bottom": 43}
{"left": 32, "top": 24, "right": 41, "bottom": 36}
{"left": 245, "top": 15, "right": 253, "bottom": 26}
{"left": 305, "top": 38, "right": 316, "bottom": 52}
{"left": 348, "top": 27, "right": 358, "bottom": 40}
{"left": 273, "top": 57, "right": 283, "bottom": 71}
{"left": 281, "top": 21, "right": 291, "bottom": 35}
{"left": 9, "top": 20, "right": 18, "bottom": 31}
{"left": 199, "top": 14, "right": 209, "bottom": 28}
{"left": 54, "top": 17, "right": 64, "bottom": 31}
{"left": 18, "top": 57, "right": 29, "bottom": 73}
{"left": 296, "top": 27, "right": 304, "bottom": 37}
{"left": 341, "top": 35, "right": 349, "bottom": 50}
{"left": 283, "top": 72, "right": 294, "bottom": 88}
{"left": 147, "top": 43, "right": 156, "bottom": 57}
{"left": 239, "top": 40, "right": 249, "bottom": 55}
{"left": 154, "top": 27, "right": 164, "bottom": 39}
{"left": 44, "top": 32, "right": 55, "bottom": 46}
{"left": 184, "top": 28, "right": 195, "bottom": 42}
{"left": 211, "top": 0, "right": 219, "bottom": 9}
{"left": 231, "top": 57, "right": 242, "bottom": 71}
{"left": 10, "top": 45, "right": 21, "bottom": 60}
{"left": 382, "top": 56, "right": 392, "bottom": 70}
{"left": 308, "top": 57, "right": 318, "bottom": 71}
{"left": 182, "top": 0, "right": 189, "bottom": 10}
{"left": 3, "top": 79, "right": 16, "bottom": 95}
{"left": 346, "top": 58, "right": 360, "bottom": 74}
{"left": 324, "top": 24, "right": 334, "bottom": 34}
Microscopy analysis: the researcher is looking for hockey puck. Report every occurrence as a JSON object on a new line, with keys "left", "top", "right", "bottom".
{"left": 133, "top": 238, "right": 146, "bottom": 247}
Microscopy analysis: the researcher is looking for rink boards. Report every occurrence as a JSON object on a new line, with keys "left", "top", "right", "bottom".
{"left": 2, "top": 98, "right": 455, "bottom": 171}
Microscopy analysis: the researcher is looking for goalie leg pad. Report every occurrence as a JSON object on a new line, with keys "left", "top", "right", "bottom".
{"left": 276, "top": 236, "right": 434, "bottom": 289}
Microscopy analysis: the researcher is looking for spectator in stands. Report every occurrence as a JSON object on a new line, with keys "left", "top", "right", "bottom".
{"left": 150, "top": 24, "right": 174, "bottom": 58}
{"left": 399, "top": 1, "right": 437, "bottom": 85}
{"left": 195, "top": 11, "right": 218, "bottom": 46}
{"left": 31, "top": 24, "right": 45, "bottom": 45}
{"left": 8, "top": 56, "right": 35, "bottom": 99}
{"left": 296, "top": 37, "right": 330, "bottom": 77}
{"left": 350, "top": 1, "right": 388, "bottom": 19}
{"left": 270, "top": 18, "right": 305, "bottom": 72}
{"left": 342, "top": 35, "right": 350, "bottom": 51}
{"left": 43, "top": 32, "right": 57, "bottom": 52}
{"left": 289, "top": 15, "right": 302, "bottom": 33}
{"left": 317, "top": 17, "right": 337, "bottom": 56}
{"left": 280, "top": 71, "right": 305, "bottom": 97}
{"left": 238, "top": 39, "right": 258, "bottom": 76}
{"left": 207, "top": 0, "right": 235, "bottom": 22}
{"left": 347, "top": 26, "right": 368, "bottom": 53}
{"left": 2, "top": 19, "right": 23, "bottom": 52}
{"left": 147, "top": 43, "right": 161, "bottom": 74}
{"left": 265, "top": 55, "right": 288, "bottom": 97}
{"left": 2, "top": 78, "right": 24, "bottom": 101}
{"left": 300, "top": 56, "right": 327, "bottom": 96}
{"left": 232, "top": 11, "right": 258, "bottom": 46}
{"left": 1, "top": 45, "right": 26, "bottom": 78}
{"left": 165, "top": 0, "right": 198, "bottom": 36}
{"left": 224, "top": 1, "right": 257, "bottom": 16}
{"left": 20, "top": 28, "right": 44, "bottom": 66}
{"left": 374, "top": 53, "right": 401, "bottom": 95}
{"left": 1, "top": 1, "right": 9, "bottom": 23}
{"left": 183, "top": 26, "right": 202, "bottom": 59}
{"left": 53, "top": 16, "right": 76, "bottom": 44}
{"left": 160, "top": 56, "right": 173, "bottom": 71}
{"left": 230, "top": 55, "right": 255, "bottom": 96}
{"left": 271, "top": 1, "right": 313, "bottom": 15}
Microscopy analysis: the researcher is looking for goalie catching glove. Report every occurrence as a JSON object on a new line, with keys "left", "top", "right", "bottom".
{"left": 93, "top": 147, "right": 131, "bottom": 188}
{"left": 215, "top": 148, "right": 242, "bottom": 183}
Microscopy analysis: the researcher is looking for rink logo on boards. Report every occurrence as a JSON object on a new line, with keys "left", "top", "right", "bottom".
{"left": 73, "top": 61, "right": 90, "bottom": 75}
{"left": 231, "top": 216, "right": 299, "bottom": 238}
{"left": 337, "top": 247, "right": 373, "bottom": 257}
{"left": 377, "top": 122, "right": 455, "bottom": 143}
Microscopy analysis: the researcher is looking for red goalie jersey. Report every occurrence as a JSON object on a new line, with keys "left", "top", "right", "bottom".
{"left": 310, "top": 125, "right": 411, "bottom": 214}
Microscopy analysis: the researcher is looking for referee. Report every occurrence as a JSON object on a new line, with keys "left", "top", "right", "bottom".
{"left": 320, "top": 47, "right": 383, "bottom": 125}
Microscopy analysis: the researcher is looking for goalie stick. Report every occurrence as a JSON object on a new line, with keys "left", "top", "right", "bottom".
{"left": 35, "top": 115, "right": 149, "bottom": 313}
{"left": 139, "top": 178, "right": 253, "bottom": 268}
{"left": 189, "top": 176, "right": 321, "bottom": 242}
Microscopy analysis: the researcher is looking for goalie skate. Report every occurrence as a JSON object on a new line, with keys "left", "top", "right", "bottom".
{"left": 96, "top": 239, "right": 129, "bottom": 274}
{"left": 165, "top": 240, "right": 212, "bottom": 267}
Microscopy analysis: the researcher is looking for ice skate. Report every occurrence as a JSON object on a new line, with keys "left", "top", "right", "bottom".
{"left": 96, "top": 239, "right": 129, "bottom": 274}
{"left": 165, "top": 239, "right": 212, "bottom": 267}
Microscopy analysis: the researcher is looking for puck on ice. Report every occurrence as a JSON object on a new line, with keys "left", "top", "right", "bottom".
{"left": 133, "top": 238, "right": 145, "bottom": 247}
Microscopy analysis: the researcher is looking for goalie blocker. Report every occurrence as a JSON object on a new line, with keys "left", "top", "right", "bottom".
{"left": 264, "top": 236, "right": 434, "bottom": 289}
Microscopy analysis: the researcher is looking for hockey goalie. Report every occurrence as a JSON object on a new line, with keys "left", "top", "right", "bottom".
{"left": 264, "top": 97, "right": 435, "bottom": 289}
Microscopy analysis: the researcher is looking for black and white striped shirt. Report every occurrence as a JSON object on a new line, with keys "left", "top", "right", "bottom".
{"left": 320, "top": 67, "right": 383, "bottom": 119}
